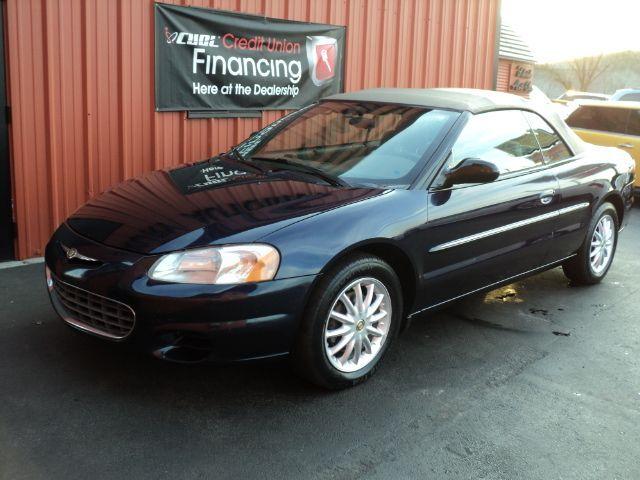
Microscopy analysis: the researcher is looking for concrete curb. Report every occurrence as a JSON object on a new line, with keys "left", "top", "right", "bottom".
{"left": 0, "top": 257, "right": 44, "bottom": 270}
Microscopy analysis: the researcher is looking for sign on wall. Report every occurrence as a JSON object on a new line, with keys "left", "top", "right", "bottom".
{"left": 508, "top": 62, "right": 533, "bottom": 94}
{"left": 154, "top": 3, "right": 346, "bottom": 112}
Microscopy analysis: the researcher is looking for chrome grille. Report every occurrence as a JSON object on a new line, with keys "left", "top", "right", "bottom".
{"left": 51, "top": 275, "right": 135, "bottom": 340}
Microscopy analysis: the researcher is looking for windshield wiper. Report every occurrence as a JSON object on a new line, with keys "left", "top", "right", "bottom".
{"left": 229, "top": 146, "right": 246, "bottom": 162}
{"left": 250, "top": 156, "right": 349, "bottom": 187}
{"left": 218, "top": 147, "right": 266, "bottom": 173}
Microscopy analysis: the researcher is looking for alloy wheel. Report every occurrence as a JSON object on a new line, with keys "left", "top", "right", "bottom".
{"left": 323, "top": 277, "right": 392, "bottom": 373}
{"left": 589, "top": 214, "right": 615, "bottom": 275}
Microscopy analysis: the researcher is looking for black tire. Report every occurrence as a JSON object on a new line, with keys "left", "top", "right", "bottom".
{"left": 562, "top": 202, "right": 619, "bottom": 285}
{"left": 291, "top": 254, "right": 403, "bottom": 389}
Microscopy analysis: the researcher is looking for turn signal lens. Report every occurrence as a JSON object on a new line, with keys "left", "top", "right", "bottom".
{"left": 148, "top": 244, "right": 280, "bottom": 285}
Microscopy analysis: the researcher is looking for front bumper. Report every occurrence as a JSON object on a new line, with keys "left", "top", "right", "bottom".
{"left": 45, "top": 223, "right": 316, "bottom": 362}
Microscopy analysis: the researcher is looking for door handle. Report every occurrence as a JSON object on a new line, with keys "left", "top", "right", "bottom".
{"left": 618, "top": 143, "right": 634, "bottom": 149}
{"left": 539, "top": 189, "right": 555, "bottom": 205}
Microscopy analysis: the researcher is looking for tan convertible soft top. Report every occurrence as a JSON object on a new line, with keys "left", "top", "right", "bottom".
{"left": 325, "top": 88, "right": 588, "bottom": 155}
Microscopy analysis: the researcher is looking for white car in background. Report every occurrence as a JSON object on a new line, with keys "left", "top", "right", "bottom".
{"left": 610, "top": 88, "right": 640, "bottom": 102}
{"left": 555, "top": 90, "right": 610, "bottom": 104}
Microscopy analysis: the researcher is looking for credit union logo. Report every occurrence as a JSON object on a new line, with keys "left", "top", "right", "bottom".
{"left": 306, "top": 36, "right": 338, "bottom": 86}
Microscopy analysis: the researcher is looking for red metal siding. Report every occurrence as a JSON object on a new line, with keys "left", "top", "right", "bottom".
{"left": 6, "top": 0, "right": 499, "bottom": 259}
{"left": 496, "top": 58, "right": 511, "bottom": 92}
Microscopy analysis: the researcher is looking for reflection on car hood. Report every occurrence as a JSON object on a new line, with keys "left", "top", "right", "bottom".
{"left": 67, "top": 158, "right": 380, "bottom": 254}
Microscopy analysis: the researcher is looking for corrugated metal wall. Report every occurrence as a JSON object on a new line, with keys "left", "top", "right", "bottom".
{"left": 496, "top": 58, "right": 511, "bottom": 92}
{"left": 6, "top": 0, "right": 499, "bottom": 259}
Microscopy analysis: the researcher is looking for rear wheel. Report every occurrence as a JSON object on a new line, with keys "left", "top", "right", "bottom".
{"left": 291, "top": 254, "right": 402, "bottom": 389}
{"left": 562, "top": 203, "right": 618, "bottom": 285}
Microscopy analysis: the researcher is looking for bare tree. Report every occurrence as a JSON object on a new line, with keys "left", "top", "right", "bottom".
{"left": 546, "top": 65, "right": 574, "bottom": 91}
{"left": 539, "top": 54, "right": 611, "bottom": 93}
{"left": 569, "top": 55, "right": 609, "bottom": 91}
{"left": 537, "top": 51, "right": 640, "bottom": 97}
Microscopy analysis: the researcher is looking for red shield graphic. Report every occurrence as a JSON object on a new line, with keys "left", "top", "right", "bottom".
{"left": 306, "top": 36, "right": 339, "bottom": 86}
{"left": 314, "top": 43, "right": 337, "bottom": 82}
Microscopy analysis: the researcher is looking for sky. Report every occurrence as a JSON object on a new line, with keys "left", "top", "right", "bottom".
{"left": 501, "top": 0, "right": 640, "bottom": 63}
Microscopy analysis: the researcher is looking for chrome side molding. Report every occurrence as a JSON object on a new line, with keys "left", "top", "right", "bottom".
{"left": 429, "top": 202, "right": 590, "bottom": 253}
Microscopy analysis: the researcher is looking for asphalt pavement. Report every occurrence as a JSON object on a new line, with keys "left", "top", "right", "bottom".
{"left": 1, "top": 206, "right": 639, "bottom": 480}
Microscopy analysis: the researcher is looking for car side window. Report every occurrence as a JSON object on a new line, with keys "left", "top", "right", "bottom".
{"left": 448, "top": 110, "right": 544, "bottom": 175}
{"left": 565, "top": 106, "right": 630, "bottom": 134}
{"left": 620, "top": 93, "right": 640, "bottom": 102}
{"left": 522, "top": 111, "right": 573, "bottom": 163}
{"left": 626, "top": 110, "right": 640, "bottom": 136}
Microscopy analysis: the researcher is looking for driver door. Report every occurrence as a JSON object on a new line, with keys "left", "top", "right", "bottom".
{"left": 420, "top": 109, "right": 560, "bottom": 307}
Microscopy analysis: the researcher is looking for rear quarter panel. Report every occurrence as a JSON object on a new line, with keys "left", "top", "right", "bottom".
{"left": 549, "top": 146, "right": 634, "bottom": 261}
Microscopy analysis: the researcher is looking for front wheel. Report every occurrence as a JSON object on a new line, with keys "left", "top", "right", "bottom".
{"left": 291, "top": 254, "right": 402, "bottom": 389}
{"left": 562, "top": 202, "right": 619, "bottom": 285}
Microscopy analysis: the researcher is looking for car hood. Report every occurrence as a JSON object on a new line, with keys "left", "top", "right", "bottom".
{"left": 67, "top": 158, "right": 380, "bottom": 254}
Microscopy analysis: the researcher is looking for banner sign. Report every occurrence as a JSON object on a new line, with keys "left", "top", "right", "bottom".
{"left": 154, "top": 3, "right": 346, "bottom": 112}
{"left": 508, "top": 62, "right": 533, "bottom": 93}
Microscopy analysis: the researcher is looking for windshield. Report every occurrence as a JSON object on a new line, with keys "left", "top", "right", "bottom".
{"left": 238, "top": 101, "right": 459, "bottom": 188}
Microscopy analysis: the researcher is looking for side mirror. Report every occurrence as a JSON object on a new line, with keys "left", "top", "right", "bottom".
{"left": 442, "top": 158, "right": 500, "bottom": 188}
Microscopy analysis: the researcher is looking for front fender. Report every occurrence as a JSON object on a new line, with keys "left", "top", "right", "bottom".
{"left": 260, "top": 189, "right": 429, "bottom": 280}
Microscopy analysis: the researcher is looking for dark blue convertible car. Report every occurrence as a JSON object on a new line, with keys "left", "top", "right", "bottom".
{"left": 45, "top": 88, "right": 635, "bottom": 388}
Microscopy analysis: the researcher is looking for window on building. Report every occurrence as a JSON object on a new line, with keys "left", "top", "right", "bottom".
{"left": 448, "top": 110, "right": 544, "bottom": 175}
{"left": 522, "top": 111, "right": 573, "bottom": 163}
{"left": 565, "top": 106, "right": 630, "bottom": 134}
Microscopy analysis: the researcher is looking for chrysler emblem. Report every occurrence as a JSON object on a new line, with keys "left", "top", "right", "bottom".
{"left": 60, "top": 243, "right": 98, "bottom": 262}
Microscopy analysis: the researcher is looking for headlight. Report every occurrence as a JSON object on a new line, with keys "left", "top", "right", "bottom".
{"left": 148, "top": 244, "right": 280, "bottom": 284}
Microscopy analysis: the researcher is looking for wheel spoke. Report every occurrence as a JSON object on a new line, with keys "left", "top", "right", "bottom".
{"left": 366, "top": 294, "right": 384, "bottom": 317}
{"left": 354, "top": 282, "right": 364, "bottom": 314}
{"left": 595, "top": 250, "right": 603, "bottom": 268}
{"left": 362, "top": 335, "right": 372, "bottom": 354}
{"left": 326, "top": 325, "right": 351, "bottom": 338}
{"left": 363, "top": 283, "right": 374, "bottom": 312}
{"left": 369, "top": 310, "right": 387, "bottom": 324}
{"left": 594, "top": 228, "right": 601, "bottom": 241}
{"left": 366, "top": 325, "right": 384, "bottom": 337}
{"left": 339, "top": 338, "right": 356, "bottom": 364}
{"left": 352, "top": 335, "right": 362, "bottom": 364}
{"left": 330, "top": 310, "right": 355, "bottom": 325}
{"left": 340, "top": 293, "right": 357, "bottom": 317}
{"left": 330, "top": 332, "right": 355, "bottom": 355}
